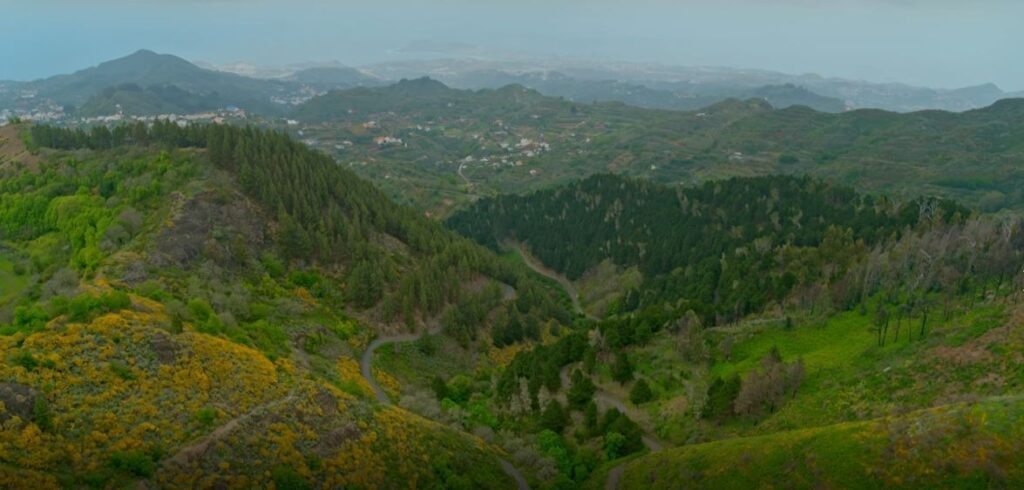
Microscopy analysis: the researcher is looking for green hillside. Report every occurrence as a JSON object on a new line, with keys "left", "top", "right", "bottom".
{"left": 6, "top": 117, "right": 1024, "bottom": 489}
{"left": 76, "top": 84, "right": 241, "bottom": 116}
{"left": 449, "top": 173, "right": 966, "bottom": 322}
{"left": 593, "top": 396, "right": 1024, "bottom": 489}
{"left": 29, "top": 50, "right": 287, "bottom": 114}
{"left": 443, "top": 169, "right": 1024, "bottom": 488}
{"left": 0, "top": 123, "right": 571, "bottom": 487}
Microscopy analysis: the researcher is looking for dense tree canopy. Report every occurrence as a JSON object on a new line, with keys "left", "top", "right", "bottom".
{"left": 449, "top": 173, "right": 967, "bottom": 323}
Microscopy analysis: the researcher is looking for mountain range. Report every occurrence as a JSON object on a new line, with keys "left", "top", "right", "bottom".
{"left": 4, "top": 50, "right": 1022, "bottom": 120}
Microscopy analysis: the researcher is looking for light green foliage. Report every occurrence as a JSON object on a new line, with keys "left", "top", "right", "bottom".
{"left": 608, "top": 398, "right": 1024, "bottom": 489}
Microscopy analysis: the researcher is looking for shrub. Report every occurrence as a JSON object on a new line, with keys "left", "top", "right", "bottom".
{"left": 34, "top": 397, "right": 53, "bottom": 432}
{"left": 109, "top": 361, "right": 135, "bottom": 381}
{"left": 108, "top": 450, "right": 155, "bottom": 477}
{"left": 11, "top": 350, "right": 39, "bottom": 371}
{"left": 604, "top": 432, "right": 626, "bottom": 460}
{"left": 195, "top": 407, "right": 217, "bottom": 426}
{"left": 629, "top": 378, "right": 654, "bottom": 405}
{"left": 272, "top": 465, "right": 312, "bottom": 490}
{"left": 541, "top": 400, "right": 568, "bottom": 434}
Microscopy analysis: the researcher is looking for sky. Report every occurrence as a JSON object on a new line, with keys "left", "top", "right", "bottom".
{"left": 2, "top": 0, "right": 1022, "bottom": 91}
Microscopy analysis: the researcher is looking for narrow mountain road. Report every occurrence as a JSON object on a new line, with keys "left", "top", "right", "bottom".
{"left": 499, "top": 458, "right": 531, "bottom": 490}
{"left": 605, "top": 466, "right": 625, "bottom": 490}
{"left": 508, "top": 242, "right": 597, "bottom": 321}
{"left": 360, "top": 314, "right": 530, "bottom": 488}
{"left": 360, "top": 331, "right": 432, "bottom": 404}
{"left": 458, "top": 162, "right": 473, "bottom": 188}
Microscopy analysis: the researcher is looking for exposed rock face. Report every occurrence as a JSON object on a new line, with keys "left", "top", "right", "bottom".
{"left": 0, "top": 383, "right": 37, "bottom": 423}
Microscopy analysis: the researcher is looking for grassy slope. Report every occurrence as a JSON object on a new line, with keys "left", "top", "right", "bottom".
{"left": 599, "top": 396, "right": 1024, "bottom": 489}
{"left": 0, "top": 255, "right": 28, "bottom": 307}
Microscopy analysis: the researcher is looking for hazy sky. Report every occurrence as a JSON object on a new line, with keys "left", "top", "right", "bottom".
{"left": 3, "top": 0, "right": 1022, "bottom": 90}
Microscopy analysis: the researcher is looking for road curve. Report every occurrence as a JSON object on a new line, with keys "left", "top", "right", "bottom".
{"left": 360, "top": 332, "right": 425, "bottom": 404}
{"left": 499, "top": 458, "right": 531, "bottom": 490}
{"left": 360, "top": 328, "right": 530, "bottom": 489}
{"left": 508, "top": 242, "right": 597, "bottom": 321}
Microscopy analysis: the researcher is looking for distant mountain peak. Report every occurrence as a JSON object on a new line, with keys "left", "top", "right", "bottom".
{"left": 89, "top": 49, "right": 202, "bottom": 78}
{"left": 391, "top": 76, "right": 452, "bottom": 95}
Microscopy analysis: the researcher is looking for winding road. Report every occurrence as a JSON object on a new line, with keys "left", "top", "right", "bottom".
{"left": 360, "top": 330, "right": 434, "bottom": 404}
{"left": 509, "top": 241, "right": 666, "bottom": 489}
{"left": 507, "top": 242, "right": 597, "bottom": 321}
{"left": 360, "top": 304, "right": 530, "bottom": 489}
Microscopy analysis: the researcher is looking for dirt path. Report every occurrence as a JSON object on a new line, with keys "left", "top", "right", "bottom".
{"left": 361, "top": 326, "right": 530, "bottom": 489}
{"left": 559, "top": 365, "right": 665, "bottom": 453}
{"left": 499, "top": 457, "right": 531, "bottom": 490}
{"left": 605, "top": 465, "right": 625, "bottom": 490}
{"left": 163, "top": 392, "right": 297, "bottom": 469}
{"left": 508, "top": 242, "right": 597, "bottom": 321}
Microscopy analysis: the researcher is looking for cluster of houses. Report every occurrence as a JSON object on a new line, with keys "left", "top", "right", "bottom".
{"left": 76, "top": 107, "right": 247, "bottom": 126}
{"left": 2, "top": 104, "right": 66, "bottom": 123}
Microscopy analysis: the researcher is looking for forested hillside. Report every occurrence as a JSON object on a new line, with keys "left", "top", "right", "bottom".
{"left": 4, "top": 120, "right": 1024, "bottom": 489}
{"left": 441, "top": 169, "right": 1024, "bottom": 488}
{"left": 449, "top": 174, "right": 966, "bottom": 323}
{"left": 0, "top": 122, "right": 573, "bottom": 487}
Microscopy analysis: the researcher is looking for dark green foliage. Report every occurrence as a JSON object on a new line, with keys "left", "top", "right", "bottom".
{"left": 108, "top": 450, "right": 156, "bottom": 477}
{"left": 194, "top": 407, "right": 217, "bottom": 427}
{"left": 11, "top": 350, "right": 39, "bottom": 371}
{"left": 567, "top": 369, "right": 596, "bottom": 410}
{"left": 584, "top": 401, "right": 599, "bottom": 433}
{"left": 600, "top": 409, "right": 644, "bottom": 457}
{"left": 629, "top": 379, "right": 654, "bottom": 405}
{"left": 611, "top": 351, "right": 634, "bottom": 384}
{"left": 701, "top": 375, "right": 741, "bottom": 422}
{"left": 496, "top": 332, "right": 587, "bottom": 406}
{"left": 541, "top": 400, "right": 569, "bottom": 434}
{"left": 431, "top": 376, "right": 450, "bottom": 401}
{"left": 271, "top": 465, "right": 312, "bottom": 490}
{"left": 442, "top": 283, "right": 504, "bottom": 347}
{"left": 450, "top": 174, "right": 966, "bottom": 325}
{"left": 33, "top": 396, "right": 53, "bottom": 432}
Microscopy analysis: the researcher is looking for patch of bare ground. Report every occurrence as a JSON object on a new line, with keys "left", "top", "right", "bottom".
{"left": 0, "top": 124, "right": 40, "bottom": 171}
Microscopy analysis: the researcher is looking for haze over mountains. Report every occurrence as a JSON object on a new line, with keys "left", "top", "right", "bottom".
{"left": 3, "top": 7, "right": 1024, "bottom": 486}
{"left": 3, "top": 50, "right": 1022, "bottom": 123}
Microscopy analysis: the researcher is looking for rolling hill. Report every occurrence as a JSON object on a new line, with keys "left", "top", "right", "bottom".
{"left": 0, "top": 122, "right": 573, "bottom": 487}
{"left": 288, "top": 77, "right": 1024, "bottom": 216}
{"left": 29, "top": 50, "right": 288, "bottom": 114}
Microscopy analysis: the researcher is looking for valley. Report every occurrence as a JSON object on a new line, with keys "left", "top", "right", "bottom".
{"left": 1, "top": 22, "right": 1023, "bottom": 488}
